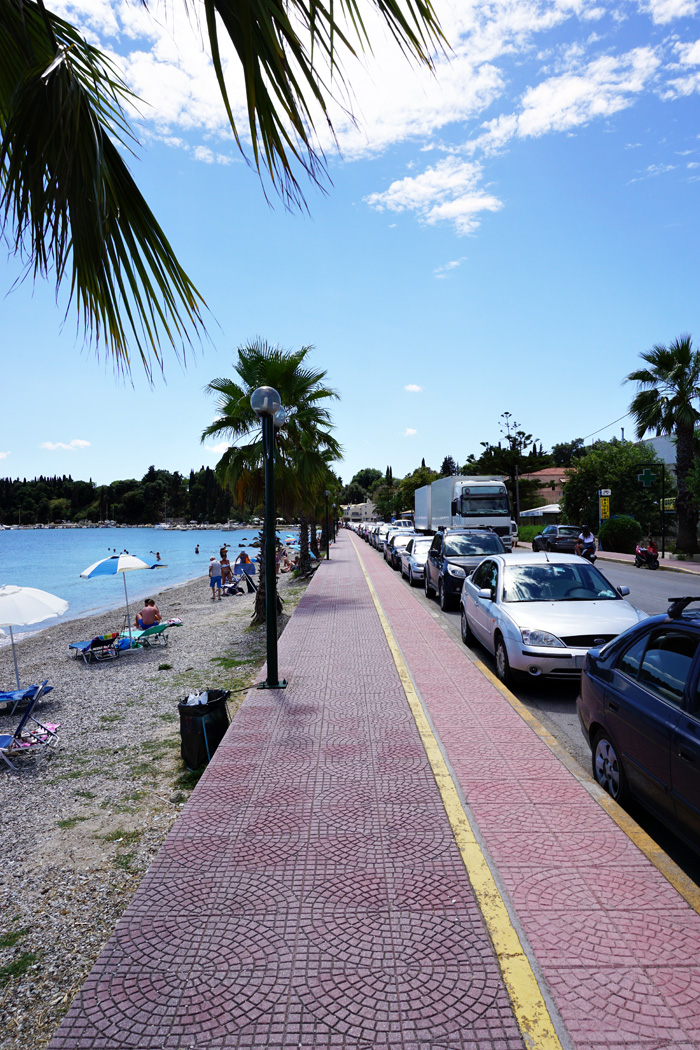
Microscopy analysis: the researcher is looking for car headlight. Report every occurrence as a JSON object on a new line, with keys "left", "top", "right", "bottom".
{"left": 446, "top": 564, "right": 466, "bottom": 578}
{"left": 521, "top": 628, "right": 566, "bottom": 647}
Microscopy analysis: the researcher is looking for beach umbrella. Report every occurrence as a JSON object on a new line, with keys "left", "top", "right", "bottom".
{"left": 80, "top": 555, "right": 165, "bottom": 643}
{"left": 0, "top": 585, "right": 69, "bottom": 688}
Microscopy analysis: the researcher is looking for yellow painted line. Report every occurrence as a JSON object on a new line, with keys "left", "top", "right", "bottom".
{"left": 353, "top": 545, "right": 563, "bottom": 1050}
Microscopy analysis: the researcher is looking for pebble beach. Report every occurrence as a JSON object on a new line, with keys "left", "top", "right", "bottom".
{"left": 0, "top": 568, "right": 308, "bottom": 1049}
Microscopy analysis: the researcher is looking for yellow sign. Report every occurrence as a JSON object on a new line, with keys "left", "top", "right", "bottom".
{"left": 662, "top": 497, "right": 676, "bottom": 512}
{"left": 599, "top": 497, "right": 610, "bottom": 520}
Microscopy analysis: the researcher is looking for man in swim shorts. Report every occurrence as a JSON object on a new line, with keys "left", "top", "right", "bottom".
{"left": 209, "top": 557, "right": 222, "bottom": 600}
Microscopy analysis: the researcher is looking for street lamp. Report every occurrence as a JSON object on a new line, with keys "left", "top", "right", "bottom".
{"left": 332, "top": 504, "right": 337, "bottom": 541}
{"left": 324, "top": 489, "right": 331, "bottom": 561}
{"left": 251, "top": 386, "right": 287, "bottom": 690}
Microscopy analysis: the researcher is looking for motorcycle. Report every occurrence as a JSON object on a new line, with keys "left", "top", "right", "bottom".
{"left": 635, "top": 544, "right": 659, "bottom": 570}
{"left": 575, "top": 540, "right": 597, "bottom": 564}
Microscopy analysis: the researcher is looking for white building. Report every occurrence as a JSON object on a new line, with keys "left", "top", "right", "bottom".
{"left": 341, "top": 500, "right": 377, "bottom": 522}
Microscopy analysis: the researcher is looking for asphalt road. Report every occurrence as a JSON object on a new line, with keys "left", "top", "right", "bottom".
{"left": 379, "top": 545, "right": 700, "bottom": 884}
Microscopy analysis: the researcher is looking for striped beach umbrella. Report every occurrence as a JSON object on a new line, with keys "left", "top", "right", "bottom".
{"left": 80, "top": 555, "right": 165, "bottom": 642}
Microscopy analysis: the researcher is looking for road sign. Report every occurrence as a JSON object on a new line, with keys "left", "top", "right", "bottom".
{"left": 599, "top": 497, "right": 610, "bottom": 520}
{"left": 598, "top": 489, "right": 611, "bottom": 496}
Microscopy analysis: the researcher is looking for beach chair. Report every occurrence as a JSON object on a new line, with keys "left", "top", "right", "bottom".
{"left": 0, "top": 683, "right": 54, "bottom": 716}
{"left": 68, "top": 632, "right": 121, "bottom": 665}
{"left": 0, "top": 683, "right": 59, "bottom": 772}
{"left": 123, "top": 619, "right": 182, "bottom": 648}
{"left": 232, "top": 563, "right": 257, "bottom": 593}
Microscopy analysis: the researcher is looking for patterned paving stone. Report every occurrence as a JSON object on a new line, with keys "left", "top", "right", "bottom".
{"left": 50, "top": 532, "right": 700, "bottom": 1050}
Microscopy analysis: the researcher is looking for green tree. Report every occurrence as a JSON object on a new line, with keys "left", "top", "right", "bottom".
{"left": 2, "top": 0, "right": 442, "bottom": 374}
{"left": 439, "top": 455, "right": 458, "bottom": 476}
{"left": 550, "top": 438, "right": 586, "bottom": 468}
{"left": 561, "top": 440, "right": 671, "bottom": 535}
{"left": 202, "top": 339, "right": 340, "bottom": 620}
{"left": 463, "top": 413, "right": 550, "bottom": 512}
{"left": 394, "top": 465, "right": 438, "bottom": 517}
{"left": 626, "top": 335, "right": 700, "bottom": 553}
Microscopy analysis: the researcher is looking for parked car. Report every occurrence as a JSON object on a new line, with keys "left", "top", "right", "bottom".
{"left": 459, "top": 552, "right": 648, "bottom": 686}
{"left": 400, "top": 536, "right": 433, "bottom": 585}
{"left": 373, "top": 524, "right": 392, "bottom": 549}
{"left": 424, "top": 528, "right": 506, "bottom": 611}
{"left": 532, "top": 524, "right": 581, "bottom": 553}
{"left": 577, "top": 596, "right": 700, "bottom": 854}
{"left": 385, "top": 530, "right": 417, "bottom": 569}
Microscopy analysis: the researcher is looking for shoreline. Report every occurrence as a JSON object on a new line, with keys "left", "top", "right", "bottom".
{"left": 0, "top": 568, "right": 310, "bottom": 1048}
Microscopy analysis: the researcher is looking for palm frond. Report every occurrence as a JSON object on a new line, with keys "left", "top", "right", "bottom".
{"left": 0, "top": 0, "right": 205, "bottom": 377}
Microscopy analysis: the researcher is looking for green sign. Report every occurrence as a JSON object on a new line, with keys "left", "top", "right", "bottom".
{"left": 638, "top": 468, "right": 656, "bottom": 488}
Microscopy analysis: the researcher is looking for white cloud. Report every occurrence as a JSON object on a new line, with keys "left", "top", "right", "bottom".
{"left": 404, "top": 384, "right": 423, "bottom": 392}
{"left": 404, "top": 428, "right": 418, "bottom": 437}
{"left": 366, "top": 157, "right": 502, "bottom": 235}
{"left": 40, "top": 439, "right": 91, "bottom": 451}
{"left": 434, "top": 258, "right": 467, "bottom": 279}
{"left": 205, "top": 442, "right": 230, "bottom": 455}
{"left": 0, "top": 452, "right": 10, "bottom": 460}
{"left": 640, "top": 0, "right": 698, "bottom": 24}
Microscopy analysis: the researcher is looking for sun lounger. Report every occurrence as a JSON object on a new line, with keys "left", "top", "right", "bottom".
{"left": 0, "top": 683, "right": 53, "bottom": 715}
{"left": 68, "top": 632, "right": 121, "bottom": 664}
{"left": 0, "top": 683, "right": 59, "bottom": 771}
{"left": 120, "top": 618, "right": 182, "bottom": 649}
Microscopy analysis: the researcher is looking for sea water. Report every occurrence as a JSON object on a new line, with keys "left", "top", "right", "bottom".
{"left": 0, "top": 526, "right": 298, "bottom": 638}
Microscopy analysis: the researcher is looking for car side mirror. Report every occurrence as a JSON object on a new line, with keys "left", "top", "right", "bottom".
{"left": 478, "top": 587, "right": 493, "bottom": 601}
{"left": 451, "top": 499, "right": 458, "bottom": 515}
{"left": 618, "top": 585, "right": 630, "bottom": 596}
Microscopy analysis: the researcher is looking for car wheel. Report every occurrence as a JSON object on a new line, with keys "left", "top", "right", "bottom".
{"left": 494, "top": 634, "right": 512, "bottom": 687}
{"left": 532, "top": 540, "right": 539, "bottom": 552}
{"left": 425, "top": 572, "right": 434, "bottom": 599}
{"left": 408, "top": 568, "right": 414, "bottom": 586}
{"left": 438, "top": 580, "right": 454, "bottom": 612}
{"left": 592, "top": 730, "right": 628, "bottom": 804}
{"left": 460, "top": 608, "right": 474, "bottom": 646}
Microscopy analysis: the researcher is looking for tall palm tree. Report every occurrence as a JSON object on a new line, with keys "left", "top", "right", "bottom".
{"left": 202, "top": 338, "right": 341, "bottom": 620}
{"left": 626, "top": 334, "right": 700, "bottom": 554}
{"left": 1, "top": 0, "right": 443, "bottom": 373}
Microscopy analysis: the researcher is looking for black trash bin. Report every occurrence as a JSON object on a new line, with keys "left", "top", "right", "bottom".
{"left": 178, "top": 689, "right": 231, "bottom": 770}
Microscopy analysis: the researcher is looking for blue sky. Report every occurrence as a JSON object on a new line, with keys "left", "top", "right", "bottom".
{"left": 3, "top": 0, "right": 700, "bottom": 491}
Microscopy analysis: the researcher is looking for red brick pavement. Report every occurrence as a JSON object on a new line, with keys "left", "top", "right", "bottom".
{"left": 49, "top": 531, "right": 700, "bottom": 1050}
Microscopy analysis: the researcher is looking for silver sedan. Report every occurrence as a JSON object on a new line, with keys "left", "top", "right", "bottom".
{"left": 459, "top": 552, "right": 648, "bottom": 686}
{"left": 400, "top": 536, "right": 433, "bottom": 586}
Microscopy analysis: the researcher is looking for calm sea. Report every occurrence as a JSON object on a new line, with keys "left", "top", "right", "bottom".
{"left": 0, "top": 526, "right": 297, "bottom": 638}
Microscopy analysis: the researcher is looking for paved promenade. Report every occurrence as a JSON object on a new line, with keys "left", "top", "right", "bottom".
{"left": 50, "top": 531, "right": 700, "bottom": 1049}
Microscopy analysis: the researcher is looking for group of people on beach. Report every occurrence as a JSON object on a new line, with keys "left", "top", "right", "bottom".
{"left": 208, "top": 545, "right": 256, "bottom": 600}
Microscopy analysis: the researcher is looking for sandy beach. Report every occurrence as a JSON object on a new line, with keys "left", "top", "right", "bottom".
{"left": 0, "top": 568, "right": 309, "bottom": 1049}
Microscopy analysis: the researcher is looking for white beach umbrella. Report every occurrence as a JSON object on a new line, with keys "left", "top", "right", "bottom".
{"left": 80, "top": 554, "right": 165, "bottom": 643}
{"left": 0, "top": 585, "right": 69, "bottom": 688}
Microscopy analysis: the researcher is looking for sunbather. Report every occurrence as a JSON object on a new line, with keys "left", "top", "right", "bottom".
{"left": 135, "top": 599, "right": 161, "bottom": 629}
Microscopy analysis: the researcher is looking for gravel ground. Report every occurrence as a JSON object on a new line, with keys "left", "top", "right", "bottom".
{"left": 0, "top": 569, "right": 308, "bottom": 1049}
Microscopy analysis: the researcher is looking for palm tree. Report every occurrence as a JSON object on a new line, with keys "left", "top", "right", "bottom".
{"left": 626, "top": 334, "right": 700, "bottom": 554}
{"left": 1, "top": 0, "right": 443, "bottom": 374}
{"left": 202, "top": 338, "right": 341, "bottom": 620}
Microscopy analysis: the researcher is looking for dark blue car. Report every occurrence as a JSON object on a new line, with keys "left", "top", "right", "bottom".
{"left": 577, "top": 596, "right": 700, "bottom": 853}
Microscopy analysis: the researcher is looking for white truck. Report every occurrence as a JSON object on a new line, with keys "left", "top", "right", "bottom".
{"left": 414, "top": 476, "right": 513, "bottom": 550}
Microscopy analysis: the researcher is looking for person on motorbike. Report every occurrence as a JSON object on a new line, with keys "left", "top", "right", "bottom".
{"left": 575, "top": 526, "right": 596, "bottom": 560}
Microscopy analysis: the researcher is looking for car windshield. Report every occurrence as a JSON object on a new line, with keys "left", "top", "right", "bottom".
{"left": 460, "top": 496, "right": 510, "bottom": 516}
{"left": 445, "top": 534, "right": 503, "bottom": 557}
{"left": 501, "top": 563, "right": 619, "bottom": 602}
{"left": 393, "top": 535, "right": 413, "bottom": 549}
{"left": 558, "top": 527, "right": 580, "bottom": 537}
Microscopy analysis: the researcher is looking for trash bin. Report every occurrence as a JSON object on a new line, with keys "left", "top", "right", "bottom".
{"left": 178, "top": 689, "right": 231, "bottom": 770}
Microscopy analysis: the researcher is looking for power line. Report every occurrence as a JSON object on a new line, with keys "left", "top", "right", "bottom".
{"left": 582, "top": 412, "right": 632, "bottom": 442}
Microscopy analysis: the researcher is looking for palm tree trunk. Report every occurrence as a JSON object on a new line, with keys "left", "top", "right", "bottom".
{"left": 252, "top": 529, "right": 266, "bottom": 624}
{"left": 310, "top": 515, "right": 320, "bottom": 559}
{"left": 676, "top": 422, "right": 699, "bottom": 554}
{"left": 298, "top": 512, "right": 311, "bottom": 574}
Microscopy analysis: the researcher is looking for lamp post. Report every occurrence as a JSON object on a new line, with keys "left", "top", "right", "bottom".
{"left": 251, "top": 386, "right": 287, "bottom": 690}
{"left": 332, "top": 504, "right": 337, "bottom": 542}
{"left": 324, "top": 489, "right": 331, "bottom": 561}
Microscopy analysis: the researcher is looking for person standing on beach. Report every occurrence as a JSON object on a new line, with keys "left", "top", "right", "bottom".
{"left": 209, "top": 557, "right": 222, "bottom": 601}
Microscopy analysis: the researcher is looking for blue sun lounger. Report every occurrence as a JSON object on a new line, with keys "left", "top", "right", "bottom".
{"left": 120, "top": 619, "right": 182, "bottom": 649}
{"left": 68, "top": 632, "right": 122, "bottom": 665}
{"left": 0, "top": 683, "right": 54, "bottom": 715}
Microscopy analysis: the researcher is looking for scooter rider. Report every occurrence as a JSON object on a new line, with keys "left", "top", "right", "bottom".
{"left": 575, "top": 525, "right": 597, "bottom": 561}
